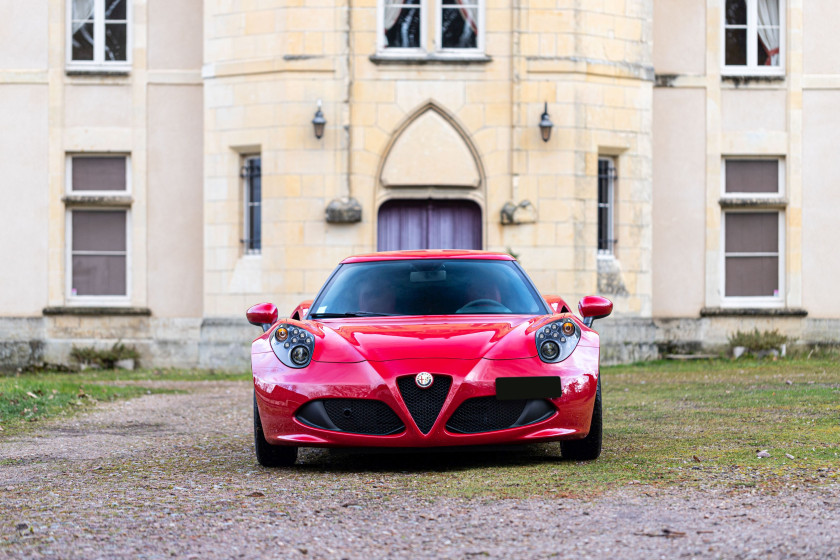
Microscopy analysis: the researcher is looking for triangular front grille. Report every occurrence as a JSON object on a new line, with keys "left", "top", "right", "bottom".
{"left": 396, "top": 375, "right": 452, "bottom": 434}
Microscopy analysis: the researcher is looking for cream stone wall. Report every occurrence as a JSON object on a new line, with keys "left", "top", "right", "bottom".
{"left": 0, "top": 0, "right": 204, "bottom": 368}
{"left": 649, "top": 0, "right": 840, "bottom": 349}
{"left": 203, "top": 0, "right": 654, "bottom": 324}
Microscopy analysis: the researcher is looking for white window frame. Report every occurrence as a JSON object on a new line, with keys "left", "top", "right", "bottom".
{"left": 66, "top": 0, "right": 132, "bottom": 72}
{"left": 720, "top": 157, "right": 785, "bottom": 307}
{"left": 65, "top": 208, "right": 132, "bottom": 306}
{"left": 597, "top": 156, "right": 616, "bottom": 258}
{"left": 65, "top": 154, "right": 132, "bottom": 305}
{"left": 65, "top": 154, "right": 132, "bottom": 197}
{"left": 721, "top": 0, "right": 785, "bottom": 77}
{"left": 377, "top": 0, "right": 429, "bottom": 54}
{"left": 242, "top": 154, "right": 262, "bottom": 257}
{"left": 376, "top": 0, "right": 485, "bottom": 56}
{"left": 436, "top": 0, "right": 485, "bottom": 55}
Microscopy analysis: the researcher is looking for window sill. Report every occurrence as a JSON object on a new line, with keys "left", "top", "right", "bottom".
{"left": 370, "top": 53, "right": 492, "bottom": 65}
{"left": 719, "top": 197, "right": 787, "bottom": 209}
{"left": 63, "top": 194, "right": 133, "bottom": 207}
{"left": 700, "top": 307, "right": 807, "bottom": 317}
{"left": 43, "top": 306, "right": 151, "bottom": 316}
{"left": 66, "top": 67, "right": 131, "bottom": 77}
{"left": 721, "top": 73, "right": 785, "bottom": 87}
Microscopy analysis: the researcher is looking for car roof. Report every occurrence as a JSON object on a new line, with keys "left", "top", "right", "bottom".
{"left": 341, "top": 250, "right": 516, "bottom": 264}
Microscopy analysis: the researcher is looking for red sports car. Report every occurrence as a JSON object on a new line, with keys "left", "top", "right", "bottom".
{"left": 246, "top": 250, "right": 612, "bottom": 467}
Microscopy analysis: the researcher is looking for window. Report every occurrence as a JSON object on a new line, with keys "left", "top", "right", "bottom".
{"left": 68, "top": 0, "right": 130, "bottom": 70}
{"left": 597, "top": 157, "right": 616, "bottom": 256}
{"left": 723, "top": 0, "right": 783, "bottom": 75}
{"left": 379, "top": 0, "right": 484, "bottom": 55}
{"left": 721, "top": 159, "right": 784, "bottom": 305}
{"left": 66, "top": 156, "right": 130, "bottom": 301}
{"left": 241, "top": 155, "right": 261, "bottom": 255}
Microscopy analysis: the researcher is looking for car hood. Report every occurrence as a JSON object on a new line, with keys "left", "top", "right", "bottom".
{"left": 313, "top": 315, "right": 541, "bottom": 362}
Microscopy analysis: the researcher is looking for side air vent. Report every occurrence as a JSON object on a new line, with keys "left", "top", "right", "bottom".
{"left": 396, "top": 375, "right": 452, "bottom": 434}
{"left": 446, "top": 397, "right": 555, "bottom": 434}
{"left": 296, "top": 399, "right": 404, "bottom": 435}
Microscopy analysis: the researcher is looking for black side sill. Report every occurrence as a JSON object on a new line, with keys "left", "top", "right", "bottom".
{"left": 369, "top": 53, "right": 492, "bottom": 65}
{"left": 700, "top": 307, "right": 807, "bottom": 317}
{"left": 43, "top": 307, "right": 151, "bottom": 317}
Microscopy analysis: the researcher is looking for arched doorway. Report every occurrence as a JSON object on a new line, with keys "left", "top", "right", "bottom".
{"left": 377, "top": 199, "right": 482, "bottom": 251}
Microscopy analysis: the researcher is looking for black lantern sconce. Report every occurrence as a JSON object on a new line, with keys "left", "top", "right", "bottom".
{"left": 312, "top": 100, "right": 326, "bottom": 139}
{"left": 538, "top": 102, "right": 553, "bottom": 143}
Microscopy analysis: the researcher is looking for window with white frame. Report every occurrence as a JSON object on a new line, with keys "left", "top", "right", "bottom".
{"left": 67, "top": 156, "right": 130, "bottom": 300}
{"left": 721, "top": 159, "right": 784, "bottom": 304}
{"left": 241, "top": 155, "right": 262, "bottom": 255}
{"left": 68, "top": 0, "right": 130, "bottom": 69}
{"left": 723, "top": 0, "right": 783, "bottom": 74}
{"left": 597, "top": 157, "right": 617, "bottom": 256}
{"left": 379, "top": 0, "right": 484, "bottom": 54}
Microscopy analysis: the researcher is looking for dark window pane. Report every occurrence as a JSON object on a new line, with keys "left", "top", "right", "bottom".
{"left": 725, "top": 213, "right": 778, "bottom": 254}
{"left": 726, "top": 0, "right": 747, "bottom": 25}
{"left": 72, "top": 22, "right": 95, "bottom": 61}
{"left": 441, "top": 3, "right": 478, "bottom": 49}
{"left": 72, "top": 157, "right": 126, "bottom": 191}
{"left": 72, "top": 255, "right": 127, "bottom": 296}
{"left": 246, "top": 157, "right": 261, "bottom": 252}
{"left": 725, "top": 29, "right": 747, "bottom": 65}
{"left": 105, "top": 24, "right": 127, "bottom": 61}
{"left": 725, "top": 256, "right": 778, "bottom": 297}
{"left": 72, "top": 211, "right": 126, "bottom": 252}
{"left": 384, "top": 4, "right": 421, "bottom": 49}
{"left": 105, "top": 0, "right": 126, "bottom": 20}
{"left": 725, "top": 160, "right": 778, "bottom": 193}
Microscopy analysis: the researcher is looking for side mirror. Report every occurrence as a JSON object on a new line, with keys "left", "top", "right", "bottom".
{"left": 578, "top": 296, "right": 613, "bottom": 328}
{"left": 246, "top": 302, "right": 279, "bottom": 332}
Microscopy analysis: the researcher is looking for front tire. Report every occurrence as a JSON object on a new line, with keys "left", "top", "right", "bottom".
{"left": 560, "top": 377, "right": 602, "bottom": 461}
{"left": 254, "top": 392, "right": 298, "bottom": 467}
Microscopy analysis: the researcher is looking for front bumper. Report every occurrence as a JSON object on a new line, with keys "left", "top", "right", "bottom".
{"left": 252, "top": 349, "right": 599, "bottom": 448}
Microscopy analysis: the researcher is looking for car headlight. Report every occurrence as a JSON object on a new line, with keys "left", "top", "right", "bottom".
{"left": 535, "top": 319, "right": 580, "bottom": 363}
{"left": 270, "top": 323, "right": 315, "bottom": 368}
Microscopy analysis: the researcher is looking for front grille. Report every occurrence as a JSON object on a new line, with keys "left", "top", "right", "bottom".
{"left": 445, "top": 397, "right": 555, "bottom": 434}
{"left": 296, "top": 399, "right": 404, "bottom": 435}
{"left": 396, "top": 375, "right": 452, "bottom": 434}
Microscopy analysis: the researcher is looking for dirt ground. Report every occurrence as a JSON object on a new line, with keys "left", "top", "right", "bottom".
{"left": 1, "top": 381, "right": 838, "bottom": 559}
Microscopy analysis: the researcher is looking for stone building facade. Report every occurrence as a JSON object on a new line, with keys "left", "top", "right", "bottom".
{"left": 0, "top": 0, "right": 836, "bottom": 369}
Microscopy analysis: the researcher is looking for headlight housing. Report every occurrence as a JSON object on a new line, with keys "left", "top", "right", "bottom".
{"left": 535, "top": 319, "right": 580, "bottom": 363}
{"left": 270, "top": 323, "right": 315, "bottom": 368}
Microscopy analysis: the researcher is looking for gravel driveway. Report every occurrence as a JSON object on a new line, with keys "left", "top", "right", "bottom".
{"left": 1, "top": 381, "right": 838, "bottom": 559}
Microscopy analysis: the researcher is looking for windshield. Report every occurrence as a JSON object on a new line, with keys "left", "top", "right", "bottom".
{"left": 309, "top": 259, "right": 548, "bottom": 318}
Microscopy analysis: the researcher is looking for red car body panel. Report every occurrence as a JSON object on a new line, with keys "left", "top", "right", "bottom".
{"left": 250, "top": 250, "right": 607, "bottom": 450}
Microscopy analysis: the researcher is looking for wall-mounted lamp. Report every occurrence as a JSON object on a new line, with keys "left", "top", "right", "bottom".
{"left": 312, "top": 100, "right": 326, "bottom": 139}
{"left": 538, "top": 102, "right": 553, "bottom": 143}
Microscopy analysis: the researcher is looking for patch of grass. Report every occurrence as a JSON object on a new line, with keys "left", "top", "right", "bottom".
{"left": 282, "top": 357, "right": 840, "bottom": 499}
{"left": 0, "top": 368, "right": 249, "bottom": 435}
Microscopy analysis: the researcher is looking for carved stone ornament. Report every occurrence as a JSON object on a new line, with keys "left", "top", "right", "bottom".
{"left": 325, "top": 197, "right": 362, "bottom": 223}
{"left": 500, "top": 200, "right": 537, "bottom": 225}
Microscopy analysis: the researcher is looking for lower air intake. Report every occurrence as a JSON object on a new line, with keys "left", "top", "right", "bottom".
{"left": 396, "top": 375, "right": 452, "bottom": 434}
{"left": 296, "top": 399, "right": 404, "bottom": 435}
{"left": 445, "top": 397, "right": 555, "bottom": 434}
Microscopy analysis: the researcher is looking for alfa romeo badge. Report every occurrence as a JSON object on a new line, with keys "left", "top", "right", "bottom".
{"left": 415, "top": 372, "right": 433, "bottom": 389}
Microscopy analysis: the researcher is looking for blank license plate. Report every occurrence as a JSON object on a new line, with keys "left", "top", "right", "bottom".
{"left": 495, "top": 376, "right": 563, "bottom": 400}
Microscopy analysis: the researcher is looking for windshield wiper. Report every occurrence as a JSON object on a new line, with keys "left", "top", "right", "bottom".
{"left": 309, "top": 311, "right": 400, "bottom": 318}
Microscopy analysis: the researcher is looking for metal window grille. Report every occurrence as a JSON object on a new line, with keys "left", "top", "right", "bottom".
{"left": 241, "top": 156, "right": 261, "bottom": 254}
{"left": 597, "top": 157, "right": 617, "bottom": 255}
